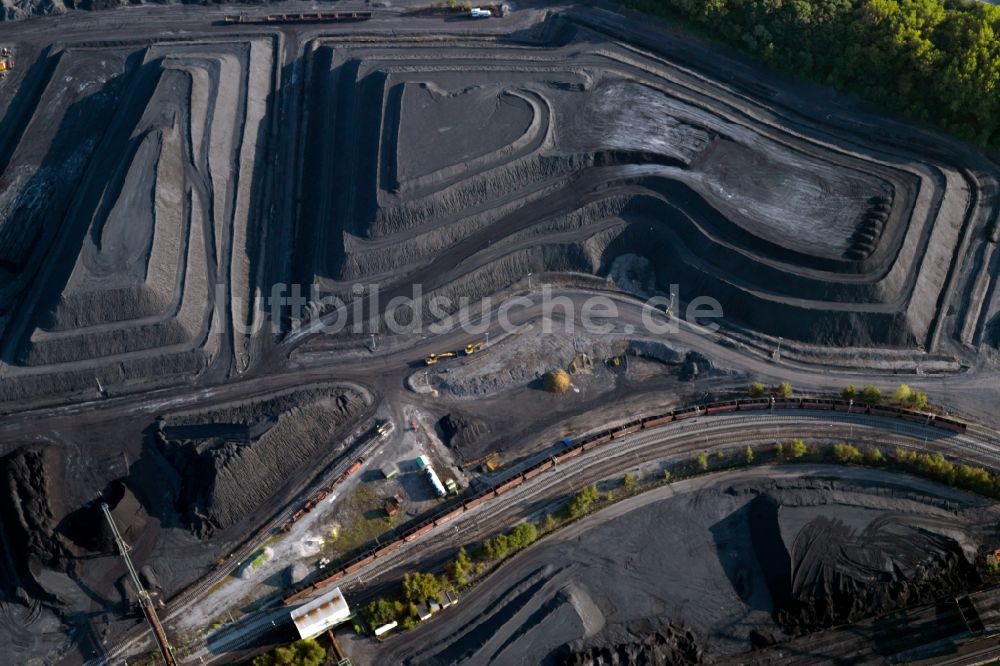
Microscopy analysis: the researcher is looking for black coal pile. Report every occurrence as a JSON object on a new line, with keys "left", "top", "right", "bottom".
{"left": 59, "top": 480, "right": 147, "bottom": 554}
{"left": 159, "top": 388, "right": 368, "bottom": 536}
{"left": 437, "top": 412, "right": 490, "bottom": 452}
{"left": 777, "top": 515, "right": 980, "bottom": 631}
{"left": 555, "top": 623, "right": 703, "bottom": 666}
{"left": 0, "top": 446, "right": 73, "bottom": 600}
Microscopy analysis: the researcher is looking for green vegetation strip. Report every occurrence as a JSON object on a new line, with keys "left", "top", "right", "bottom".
{"left": 618, "top": 0, "right": 1000, "bottom": 149}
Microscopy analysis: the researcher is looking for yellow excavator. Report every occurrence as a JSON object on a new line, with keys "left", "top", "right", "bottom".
{"left": 424, "top": 352, "right": 457, "bottom": 366}
{"left": 464, "top": 342, "right": 483, "bottom": 355}
{"left": 0, "top": 50, "right": 14, "bottom": 80}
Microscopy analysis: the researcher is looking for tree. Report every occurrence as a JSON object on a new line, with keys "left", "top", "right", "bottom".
{"left": 623, "top": 472, "right": 637, "bottom": 492}
{"left": 749, "top": 382, "right": 766, "bottom": 397}
{"left": 484, "top": 533, "right": 511, "bottom": 560}
{"left": 363, "top": 599, "right": 397, "bottom": 628}
{"left": 893, "top": 383, "right": 913, "bottom": 403}
{"left": 449, "top": 547, "right": 472, "bottom": 585}
{"left": 618, "top": 0, "right": 1000, "bottom": 150}
{"left": 788, "top": 439, "right": 808, "bottom": 458}
{"left": 745, "top": 445, "right": 754, "bottom": 464}
{"left": 663, "top": 469, "right": 672, "bottom": 482}
{"left": 253, "top": 640, "right": 326, "bottom": 666}
{"left": 867, "top": 447, "right": 884, "bottom": 464}
{"left": 403, "top": 572, "right": 441, "bottom": 604}
{"left": 697, "top": 451, "right": 709, "bottom": 471}
{"left": 911, "top": 391, "right": 928, "bottom": 409}
{"left": 841, "top": 385, "right": 857, "bottom": 400}
{"left": 775, "top": 442, "right": 785, "bottom": 459}
{"left": 510, "top": 522, "right": 538, "bottom": 550}
{"left": 776, "top": 381, "right": 793, "bottom": 398}
{"left": 860, "top": 385, "right": 882, "bottom": 405}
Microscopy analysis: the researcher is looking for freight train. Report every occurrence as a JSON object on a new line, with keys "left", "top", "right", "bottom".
{"left": 280, "top": 458, "right": 364, "bottom": 533}
{"left": 282, "top": 397, "right": 967, "bottom": 604}
{"left": 222, "top": 11, "right": 372, "bottom": 24}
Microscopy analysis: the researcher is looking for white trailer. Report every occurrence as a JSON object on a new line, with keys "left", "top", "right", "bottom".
{"left": 425, "top": 466, "right": 447, "bottom": 497}
{"left": 470, "top": 8, "right": 492, "bottom": 18}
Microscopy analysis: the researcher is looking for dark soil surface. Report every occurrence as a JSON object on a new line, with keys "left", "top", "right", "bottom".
{"left": 371, "top": 468, "right": 1000, "bottom": 665}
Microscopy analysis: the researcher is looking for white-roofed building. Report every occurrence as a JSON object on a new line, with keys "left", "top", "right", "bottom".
{"left": 290, "top": 587, "right": 352, "bottom": 640}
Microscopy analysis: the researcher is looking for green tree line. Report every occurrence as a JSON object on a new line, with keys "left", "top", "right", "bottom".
{"left": 620, "top": 0, "right": 1000, "bottom": 148}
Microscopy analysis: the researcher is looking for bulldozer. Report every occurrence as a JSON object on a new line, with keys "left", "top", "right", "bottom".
{"left": 424, "top": 351, "right": 457, "bottom": 366}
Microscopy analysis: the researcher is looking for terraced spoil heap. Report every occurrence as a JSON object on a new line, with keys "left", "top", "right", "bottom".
{"left": 0, "top": 12, "right": 997, "bottom": 405}
{"left": 295, "top": 14, "right": 998, "bottom": 359}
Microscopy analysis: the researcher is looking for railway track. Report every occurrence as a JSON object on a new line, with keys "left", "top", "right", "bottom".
{"left": 109, "top": 406, "right": 998, "bottom": 665}
{"left": 94, "top": 421, "right": 383, "bottom": 665}
{"left": 289, "top": 410, "right": 995, "bottom": 604}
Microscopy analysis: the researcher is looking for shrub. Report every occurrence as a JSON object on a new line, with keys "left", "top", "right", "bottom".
{"left": 867, "top": 447, "right": 884, "bottom": 464}
{"left": 567, "top": 484, "right": 600, "bottom": 518}
{"left": 745, "top": 445, "right": 754, "bottom": 463}
{"left": 788, "top": 439, "right": 808, "bottom": 458}
{"left": 841, "top": 385, "right": 857, "bottom": 400}
{"left": 893, "top": 384, "right": 913, "bottom": 403}
{"left": 749, "top": 382, "right": 766, "bottom": 397}
{"left": 540, "top": 514, "right": 557, "bottom": 533}
{"left": 449, "top": 547, "right": 472, "bottom": 585}
{"left": 776, "top": 381, "right": 793, "bottom": 398}
{"left": 696, "top": 452, "right": 709, "bottom": 471}
{"left": 832, "top": 443, "right": 863, "bottom": 464}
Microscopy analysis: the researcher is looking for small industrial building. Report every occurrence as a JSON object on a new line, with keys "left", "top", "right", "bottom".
{"left": 290, "top": 587, "right": 352, "bottom": 640}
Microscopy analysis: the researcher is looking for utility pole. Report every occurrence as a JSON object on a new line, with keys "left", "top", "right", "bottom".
{"left": 101, "top": 503, "right": 176, "bottom": 666}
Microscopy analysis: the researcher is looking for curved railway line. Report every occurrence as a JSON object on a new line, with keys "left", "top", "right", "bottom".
{"left": 282, "top": 397, "right": 973, "bottom": 604}
{"left": 95, "top": 397, "right": 998, "bottom": 666}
